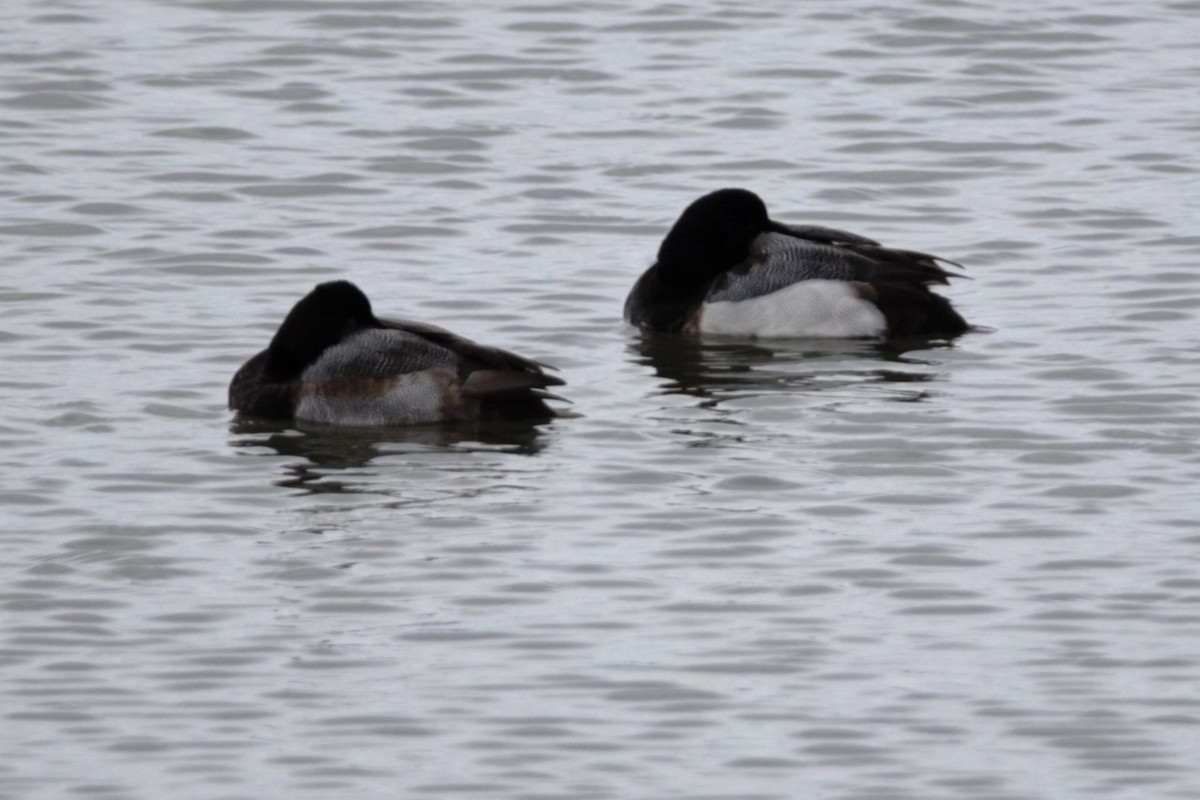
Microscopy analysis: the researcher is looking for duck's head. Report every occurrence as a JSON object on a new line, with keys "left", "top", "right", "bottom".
{"left": 656, "top": 188, "right": 772, "bottom": 281}
{"left": 265, "top": 280, "right": 379, "bottom": 378}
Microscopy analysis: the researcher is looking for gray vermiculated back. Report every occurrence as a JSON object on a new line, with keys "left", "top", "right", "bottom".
{"left": 705, "top": 232, "right": 868, "bottom": 302}
{"left": 301, "top": 328, "right": 462, "bottom": 382}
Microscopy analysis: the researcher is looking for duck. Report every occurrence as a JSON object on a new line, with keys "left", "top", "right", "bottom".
{"left": 624, "top": 188, "right": 970, "bottom": 339}
{"left": 229, "top": 280, "right": 565, "bottom": 426}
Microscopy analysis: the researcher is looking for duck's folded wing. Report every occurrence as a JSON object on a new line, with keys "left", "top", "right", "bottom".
{"left": 378, "top": 316, "right": 557, "bottom": 376}
{"left": 303, "top": 329, "right": 462, "bottom": 382}
{"left": 842, "top": 243, "right": 965, "bottom": 284}
{"left": 377, "top": 316, "right": 454, "bottom": 337}
{"left": 706, "top": 232, "right": 963, "bottom": 303}
{"left": 772, "top": 223, "right": 965, "bottom": 279}
{"left": 771, "top": 222, "right": 880, "bottom": 247}
{"left": 705, "top": 233, "right": 874, "bottom": 302}
{"left": 462, "top": 369, "right": 568, "bottom": 401}
{"left": 308, "top": 328, "right": 564, "bottom": 391}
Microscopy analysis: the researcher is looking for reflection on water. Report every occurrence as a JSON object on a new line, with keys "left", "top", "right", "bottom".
{"left": 628, "top": 330, "right": 959, "bottom": 404}
{"left": 229, "top": 416, "right": 552, "bottom": 493}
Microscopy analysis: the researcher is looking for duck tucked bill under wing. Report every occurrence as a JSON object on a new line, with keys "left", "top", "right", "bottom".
{"left": 228, "top": 280, "right": 564, "bottom": 426}
{"left": 624, "top": 187, "right": 971, "bottom": 339}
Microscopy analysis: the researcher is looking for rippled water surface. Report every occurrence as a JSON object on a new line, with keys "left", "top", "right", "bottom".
{"left": 3, "top": 1, "right": 1200, "bottom": 798}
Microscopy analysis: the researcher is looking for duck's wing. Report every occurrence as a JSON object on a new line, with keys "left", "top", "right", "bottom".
{"left": 706, "top": 232, "right": 964, "bottom": 304}
{"left": 770, "top": 222, "right": 880, "bottom": 247}
{"left": 377, "top": 316, "right": 453, "bottom": 337}
{"left": 308, "top": 328, "right": 565, "bottom": 397}
{"left": 303, "top": 328, "right": 465, "bottom": 382}
{"left": 461, "top": 369, "right": 568, "bottom": 402}
{"left": 378, "top": 316, "right": 560, "bottom": 379}
{"left": 773, "top": 221, "right": 966, "bottom": 281}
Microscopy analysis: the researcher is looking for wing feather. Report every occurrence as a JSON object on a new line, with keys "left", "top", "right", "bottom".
{"left": 302, "top": 329, "right": 461, "bottom": 382}
{"left": 378, "top": 316, "right": 556, "bottom": 374}
{"left": 706, "top": 231, "right": 963, "bottom": 304}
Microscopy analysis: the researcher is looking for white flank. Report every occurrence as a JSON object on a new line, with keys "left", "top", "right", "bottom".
{"left": 699, "top": 280, "right": 887, "bottom": 338}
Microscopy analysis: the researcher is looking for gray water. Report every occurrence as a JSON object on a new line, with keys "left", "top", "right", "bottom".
{"left": 3, "top": 1, "right": 1200, "bottom": 798}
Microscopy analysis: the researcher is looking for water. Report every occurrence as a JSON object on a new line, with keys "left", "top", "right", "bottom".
{"left": 3, "top": 1, "right": 1200, "bottom": 798}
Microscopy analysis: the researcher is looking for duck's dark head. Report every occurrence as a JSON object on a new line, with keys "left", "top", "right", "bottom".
{"left": 656, "top": 188, "right": 772, "bottom": 283}
{"left": 264, "top": 280, "right": 379, "bottom": 379}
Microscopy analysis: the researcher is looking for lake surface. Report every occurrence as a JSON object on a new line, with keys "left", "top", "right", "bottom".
{"left": 3, "top": 1, "right": 1199, "bottom": 798}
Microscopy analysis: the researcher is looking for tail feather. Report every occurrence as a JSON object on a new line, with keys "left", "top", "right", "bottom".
{"left": 869, "top": 282, "right": 970, "bottom": 338}
{"left": 461, "top": 369, "right": 564, "bottom": 400}
{"left": 852, "top": 244, "right": 966, "bottom": 285}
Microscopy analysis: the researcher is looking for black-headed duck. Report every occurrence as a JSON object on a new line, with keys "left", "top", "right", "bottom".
{"left": 230, "top": 281, "right": 564, "bottom": 426}
{"left": 625, "top": 188, "right": 969, "bottom": 339}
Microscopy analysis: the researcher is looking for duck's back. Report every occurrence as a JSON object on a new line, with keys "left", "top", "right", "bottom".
{"left": 705, "top": 232, "right": 865, "bottom": 303}
{"left": 302, "top": 328, "right": 459, "bottom": 383}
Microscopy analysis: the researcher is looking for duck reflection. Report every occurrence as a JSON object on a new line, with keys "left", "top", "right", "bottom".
{"left": 629, "top": 330, "right": 955, "bottom": 403}
{"left": 229, "top": 417, "right": 552, "bottom": 493}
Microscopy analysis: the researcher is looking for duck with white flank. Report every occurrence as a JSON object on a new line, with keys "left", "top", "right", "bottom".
{"left": 625, "top": 188, "right": 970, "bottom": 339}
{"left": 230, "top": 281, "right": 564, "bottom": 426}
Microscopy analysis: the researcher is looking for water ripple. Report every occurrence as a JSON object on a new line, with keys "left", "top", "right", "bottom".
{"left": 2, "top": 1, "right": 1199, "bottom": 799}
